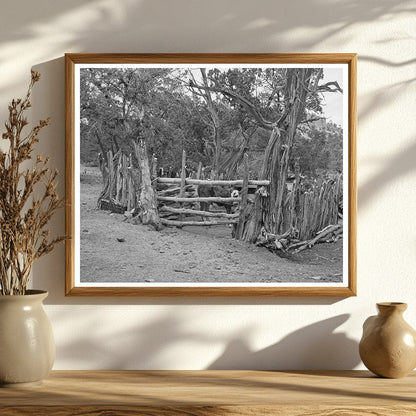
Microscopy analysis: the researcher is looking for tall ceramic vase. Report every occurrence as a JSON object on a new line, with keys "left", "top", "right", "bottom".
{"left": 359, "top": 302, "right": 416, "bottom": 378}
{"left": 0, "top": 290, "right": 55, "bottom": 387}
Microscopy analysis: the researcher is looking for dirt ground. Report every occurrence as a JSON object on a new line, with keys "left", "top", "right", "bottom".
{"left": 80, "top": 167, "right": 343, "bottom": 283}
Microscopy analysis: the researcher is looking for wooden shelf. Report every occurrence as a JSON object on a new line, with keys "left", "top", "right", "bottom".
{"left": 1, "top": 370, "right": 415, "bottom": 415}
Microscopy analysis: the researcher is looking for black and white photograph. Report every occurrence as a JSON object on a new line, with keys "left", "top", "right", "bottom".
{"left": 66, "top": 54, "right": 356, "bottom": 295}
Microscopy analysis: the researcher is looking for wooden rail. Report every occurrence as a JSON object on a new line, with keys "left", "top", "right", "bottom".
{"left": 157, "top": 196, "right": 242, "bottom": 203}
{"left": 161, "top": 218, "right": 238, "bottom": 226}
{"left": 157, "top": 178, "right": 270, "bottom": 187}
{"left": 156, "top": 151, "right": 267, "bottom": 229}
{"left": 159, "top": 206, "right": 239, "bottom": 218}
{"left": 157, "top": 185, "right": 194, "bottom": 195}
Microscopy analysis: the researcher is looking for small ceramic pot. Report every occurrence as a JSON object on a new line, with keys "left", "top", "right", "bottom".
{"left": 0, "top": 290, "right": 55, "bottom": 387}
{"left": 359, "top": 302, "right": 416, "bottom": 378}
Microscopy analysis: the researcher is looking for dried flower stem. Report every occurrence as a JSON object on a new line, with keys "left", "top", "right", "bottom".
{"left": 0, "top": 71, "right": 65, "bottom": 295}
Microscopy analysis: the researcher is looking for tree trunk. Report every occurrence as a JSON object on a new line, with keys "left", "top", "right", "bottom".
{"left": 200, "top": 69, "right": 221, "bottom": 178}
{"left": 243, "top": 68, "right": 313, "bottom": 243}
{"left": 242, "top": 126, "right": 280, "bottom": 243}
{"left": 274, "top": 69, "right": 313, "bottom": 233}
{"left": 133, "top": 139, "right": 161, "bottom": 230}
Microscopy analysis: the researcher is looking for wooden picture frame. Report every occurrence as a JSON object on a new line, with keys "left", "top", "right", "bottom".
{"left": 65, "top": 53, "right": 356, "bottom": 296}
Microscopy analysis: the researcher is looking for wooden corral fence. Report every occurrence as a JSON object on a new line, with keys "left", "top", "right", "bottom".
{"left": 96, "top": 147, "right": 340, "bottom": 250}
{"left": 97, "top": 149, "right": 138, "bottom": 214}
{"left": 257, "top": 172, "right": 343, "bottom": 252}
{"left": 279, "top": 172, "right": 342, "bottom": 242}
{"left": 96, "top": 149, "right": 270, "bottom": 239}
{"left": 156, "top": 151, "right": 269, "bottom": 239}
{"left": 293, "top": 174, "right": 342, "bottom": 241}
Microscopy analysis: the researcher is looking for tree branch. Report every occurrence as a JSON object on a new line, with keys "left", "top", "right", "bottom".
{"left": 317, "top": 81, "right": 343, "bottom": 93}
{"left": 189, "top": 80, "right": 275, "bottom": 131}
{"left": 298, "top": 116, "right": 325, "bottom": 125}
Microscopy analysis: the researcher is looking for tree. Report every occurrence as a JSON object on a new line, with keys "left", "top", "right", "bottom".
{"left": 80, "top": 68, "right": 169, "bottom": 230}
{"left": 81, "top": 66, "right": 343, "bottom": 240}
{"left": 190, "top": 67, "right": 342, "bottom": 242}
{"left": 293, "top": 122, "right": 343, "bottom": 177}
{"left": 188, "top": 69, "right": 222, "bottom": 178}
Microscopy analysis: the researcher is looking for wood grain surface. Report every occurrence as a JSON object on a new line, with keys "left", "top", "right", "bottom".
{"left": 1, "top": 370, "right": 415, "bottom": 415}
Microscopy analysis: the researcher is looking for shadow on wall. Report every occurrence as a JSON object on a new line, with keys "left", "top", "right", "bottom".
{"left": 208, "top": 314, "right": 360, "bottom": 370}
{"left": 357, "top": 78, "right": 416, "bottom": 129}
{"left": 0, "top": 0, "right": 414, "bottom": 98}
{"left": 359, "top": 139, "right": 416, "bottom": 209}
{"left": 54, "top": 311, "right": 215, "bottom": 369}
{"left": 30, "top": 56, "right": 67, "bottom": 302}
{"left": 53, "top": 307, "right": 359, "bottom": 370}
{"left": 0, "top": 0, "right": 413, "bottom": 53}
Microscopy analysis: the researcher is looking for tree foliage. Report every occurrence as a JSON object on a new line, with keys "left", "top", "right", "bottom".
{"left": 80, "top": 66, "right": 343, "bottom": 181}
{"left": 293, "top": 122, "right": 343, "bottom": 177}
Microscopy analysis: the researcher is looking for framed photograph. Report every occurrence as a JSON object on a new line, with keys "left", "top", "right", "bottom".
{"left": 65, "top": 53, "right": 356, "bottom": 296}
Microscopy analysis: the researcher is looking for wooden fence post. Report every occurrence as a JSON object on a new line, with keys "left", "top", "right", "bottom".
{"left": 179, "top": 150, "right": 187, "bottom": 197}
{"left": 151, "top": 154, "right": 158, "bottom": 181}
{"left": 107, "top": 150, "right": 115, "bottom": 200}
{"left": 116, "top": 152, "right": 123, "bottom": 203}
{"left": 133, "top": 140, "right": 161, "bottom": 230}
{"left": 127, "top": 156, "right": 135, "bottom": 212}
{"left": 179, "top": 150, "right": 187, "bottom": 223}
{"left": 235, "top": 153, "right": 249, "bottom": 240}
{"left": 196, "top": 162, "right": 202, "bottom": 180}
{"left": 121, "top": 154, "right": 128, "bottom": 206}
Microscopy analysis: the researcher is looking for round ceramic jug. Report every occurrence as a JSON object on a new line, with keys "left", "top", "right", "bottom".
{"left": 359, "top": 302, "right": 416, "bottom": 378}
{"left": 0, "top": 290, "right": 55, "bottom": 387}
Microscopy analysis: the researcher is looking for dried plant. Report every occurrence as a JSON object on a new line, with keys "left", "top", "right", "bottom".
{"left": 0, "top": 71, "right": 65, "bottom": 295}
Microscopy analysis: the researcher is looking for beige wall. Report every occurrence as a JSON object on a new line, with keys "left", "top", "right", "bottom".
{"left": 1, "top": 0, "right": 415, "bottom": 369}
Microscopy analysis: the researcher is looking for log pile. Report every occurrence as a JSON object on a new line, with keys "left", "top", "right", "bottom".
{"left": 256, "top": 223, "right": 342, "bottom": 254}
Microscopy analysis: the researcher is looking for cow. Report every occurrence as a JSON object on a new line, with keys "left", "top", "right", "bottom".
{"left": 230, "top": 185, "right": 268, "bottom": 205}
{"left": 197, "top": 185, "right": 239, "bottom": 215}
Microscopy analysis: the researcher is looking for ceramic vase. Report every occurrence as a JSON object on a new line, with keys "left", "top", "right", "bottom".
{"left": 359, "top": 302, "right": 416, "bottom": 378}
{"left": 0, "top": 290, "right": 55, "bottom": 387}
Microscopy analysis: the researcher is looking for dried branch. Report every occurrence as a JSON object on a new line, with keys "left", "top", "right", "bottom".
{"left": 0, "top": 71, "right": 66, "bottom": 295}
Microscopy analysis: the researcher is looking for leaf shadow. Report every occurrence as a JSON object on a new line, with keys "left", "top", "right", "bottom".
{"left": 207, "top": 314, "right": 360, "bottom": 370}
{"left": 359, "top": 139, "right": 416, "bottom": 209}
